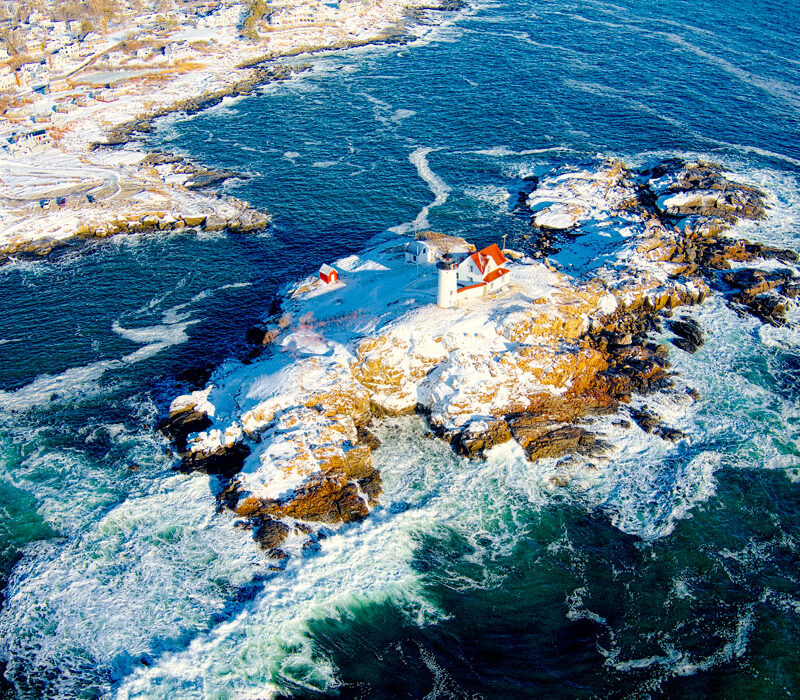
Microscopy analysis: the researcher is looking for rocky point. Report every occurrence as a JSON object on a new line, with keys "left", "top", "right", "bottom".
{"left": 163, "top": 157, "right": 797, "bottom": 566}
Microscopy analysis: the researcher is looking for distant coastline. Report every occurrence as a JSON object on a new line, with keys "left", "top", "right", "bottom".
{"left": 0, "top": 0, "right": 458, "bottom": 265}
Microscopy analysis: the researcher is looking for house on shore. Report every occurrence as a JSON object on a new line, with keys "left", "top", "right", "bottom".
{"left": 319, "top": 264, "right": 339, "bottom": 285}
{"left": 437, "top": 243, "right": 511, "bottom": 308}
{"left": 9, "top": 129, "right": 51, "bottom": 154}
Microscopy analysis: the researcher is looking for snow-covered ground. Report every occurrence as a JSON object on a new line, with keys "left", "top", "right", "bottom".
{"left": 0, "top": 0, "right": 452, "bottom": 257}
{"left": 174, "top": 162, "right": 710, "bottom": 515}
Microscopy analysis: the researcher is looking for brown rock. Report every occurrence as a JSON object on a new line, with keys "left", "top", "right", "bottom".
{"left": 183, "top": 214, "right": 207, "bottom": 227}
{"left": 356, "top": 425, "right": 381, "bottom": 450}
{"left": 246, "top": 325, "right": 280, "bottom": 346}
{"left": 334, "top": 482, "right": 371, "bottom": 522}
{"left": 735, "top": 293, "right": 787, "bottom": 327}
{"left": 630, "top": 408, "right": 661, "bottom": 434}
{"left": 343, "top": 445, "right": 374, "bottom": 480}
{"left": 630, "top": 408, "right": 685, "bottom": 442}
{"left": 509, "top": 418, "right": 597, "bottom": 462}
{"left": 670, "top": 337, "right": 698, "bottom": 353}
{"left": 254, "top": 517, "right": 290, "bottom": 550}
{"left": 667, "top": 318, "right": 703, "bottom": 347}
{"left": 178, "top": 442, "right": 250, "bottom": 479}
{"left": 159, "top": 408, "right": 212, "bottom": 449}
{"left": 266, "top": 473, "right": 370, "bottom": 524}
{"left": 204, "top": 213, "right": 227, "bottom": 231}
{"left": 723, "top": 268, "right": 790, "bottom": 298}
{"left": 358, "top": 471, "right": 383, "bottom": 506}
{"left": 455, "top": 419, "right": 512, "bottom": 457}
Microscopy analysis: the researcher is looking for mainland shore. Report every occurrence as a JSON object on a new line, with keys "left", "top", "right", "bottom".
{"left": 0, "top": 0, "right": 456, "bottom": 263}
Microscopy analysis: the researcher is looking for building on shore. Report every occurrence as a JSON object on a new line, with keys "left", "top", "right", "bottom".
{"left": 9, "top": 129, "right": 51, "bottom": 154}
{"left": 319, "top": 263, "right": 339, "bottom": 284}
{"left": 436, "top": 243, "right": 511, "bottom": 308}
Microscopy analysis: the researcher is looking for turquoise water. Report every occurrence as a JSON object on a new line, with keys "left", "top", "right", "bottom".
{"left": 1, "top": 0, "right": 800, "bottom": 697}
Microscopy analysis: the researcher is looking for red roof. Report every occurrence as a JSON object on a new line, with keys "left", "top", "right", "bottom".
{"left": 468, "top": 244, "right": 508, "bottom": 275}
{"left": 483, "top": 267, "right": 509, "bottom": 284}
{"left": 457, "top": 281, "right": 487, "bottom": 293}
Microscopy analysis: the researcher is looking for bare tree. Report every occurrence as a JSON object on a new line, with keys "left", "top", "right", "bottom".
{"left": 88, "top": 0, "right": 120, "bottom": 34}
{"left": 0, "top": 28, "right": 21, "bottom": 56}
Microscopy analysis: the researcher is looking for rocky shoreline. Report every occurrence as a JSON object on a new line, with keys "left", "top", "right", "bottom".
{"left": 0, "top": 196, "right": 271, "bottom": 264}
{"left": 91, "top": 64, "right": 307, "bottom": 151}
{"left": 161, "top": 156, "right": 798, "bottom": 565}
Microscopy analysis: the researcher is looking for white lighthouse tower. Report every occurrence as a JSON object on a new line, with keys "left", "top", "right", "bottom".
{"left": 436, "top": 255, "right": 458, "bottom": 309}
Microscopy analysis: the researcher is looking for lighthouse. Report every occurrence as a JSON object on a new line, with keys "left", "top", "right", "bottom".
{"left": 436, "top": 255, "right": 458, "bottom": 308}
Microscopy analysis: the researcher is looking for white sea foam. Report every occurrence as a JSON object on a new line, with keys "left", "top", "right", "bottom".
{"left": 470, "top": 145, "right": 573, "bottom": 157}
{"left": 0, "top": 321, "right": 193, "bottom": 414}
{"left": 0, "top": 358, "right": 118, "bottom": 413}
{"left": 663, "top": 33, "right": 800, "bottom": 112}
{"left": 391, "top": 108, "right": 416, "bottom": 123}
{"left": 113, "top": 419, "right": 550, "bottom": 698}
{"left": 463, "top": 184, "right": 511, "bottom": 206}
{"left": 605, "top": 606, "right": 755, "bottom": 679}
{"left": 0, "top": 473, "right": 259, "bottom": 698}
{"left": 0, "top": 279, "right": 253, "bottom": 414}
{"left": 389, "top": 147, "right": 451, "bottom": 236}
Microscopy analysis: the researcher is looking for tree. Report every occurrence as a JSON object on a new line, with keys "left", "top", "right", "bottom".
{"left": 242, "top": 0, "right": 270, "bottom": 40}
{"left": 88, "top": 0, "right": 120, "bottom": 35}
{"left": 0, "top": 28, "right": 21, "bottom": 56}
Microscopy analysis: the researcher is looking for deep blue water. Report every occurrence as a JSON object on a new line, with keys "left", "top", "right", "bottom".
{"left": 1, "top": 0, "right": 800, "bottom": 697}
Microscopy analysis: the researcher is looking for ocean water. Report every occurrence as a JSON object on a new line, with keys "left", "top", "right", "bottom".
{"left": 1, "top": 0, "right": 800, "bottom": 697}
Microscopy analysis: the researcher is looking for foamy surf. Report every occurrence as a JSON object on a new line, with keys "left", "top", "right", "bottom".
{"left": 390, "top": 147, "right": 451, "bottom": 235}
{"left": 2, "top": 0, "right": 800, "bottom": 695}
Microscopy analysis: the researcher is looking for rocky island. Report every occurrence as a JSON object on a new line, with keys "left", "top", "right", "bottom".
{"left": 164, "top": 156, "right": 798, "bottom": 564}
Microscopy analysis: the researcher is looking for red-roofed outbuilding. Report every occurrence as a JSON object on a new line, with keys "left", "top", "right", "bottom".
{"left": 319, "top": 264, "right": 339, "bottom": 285}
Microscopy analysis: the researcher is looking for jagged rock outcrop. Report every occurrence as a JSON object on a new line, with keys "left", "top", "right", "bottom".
{"left": 179, "top": 442, "right": 251, "bottom": 479}
{"left": 160, "top": 387, "right": 215, "bottom": 450}
{"left": 164, "top": 156, "right": 795, "bottom": 564}
{"left": 667, "top": 317, "right": 703, "bottom": 353}
{"left": 509, "top": 417, "right": 600, "bottom": 462}
{"left": 629, "top": 407, "right": 685, "bottom": 442}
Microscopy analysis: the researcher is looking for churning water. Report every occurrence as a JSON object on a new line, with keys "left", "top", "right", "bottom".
{"left": 1, "top": 0, "right": 799, "bottom": 697}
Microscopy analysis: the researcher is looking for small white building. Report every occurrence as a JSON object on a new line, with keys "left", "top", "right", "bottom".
{"left": 10, "top": 129, "right": 51, "bottom": 154}
{"left": 405, "top": 240, "right": 437, "bottom": 264}
{"left": 21, "top": 34, "right": 44, "bottom": 54}
{"left": 13, "top": 66, "right": 41, "bottom": 87}
{"left": 0, "top": 72, "right": 15, "bottom": 92}
{"left": 48, "top": 78, "right": 71, "bottom": 92}
{"left": 405, "top": 233, "right": 473, "bottom": 265}
{"left": 62, "top": 42, "right": 82, "bottom": 60}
